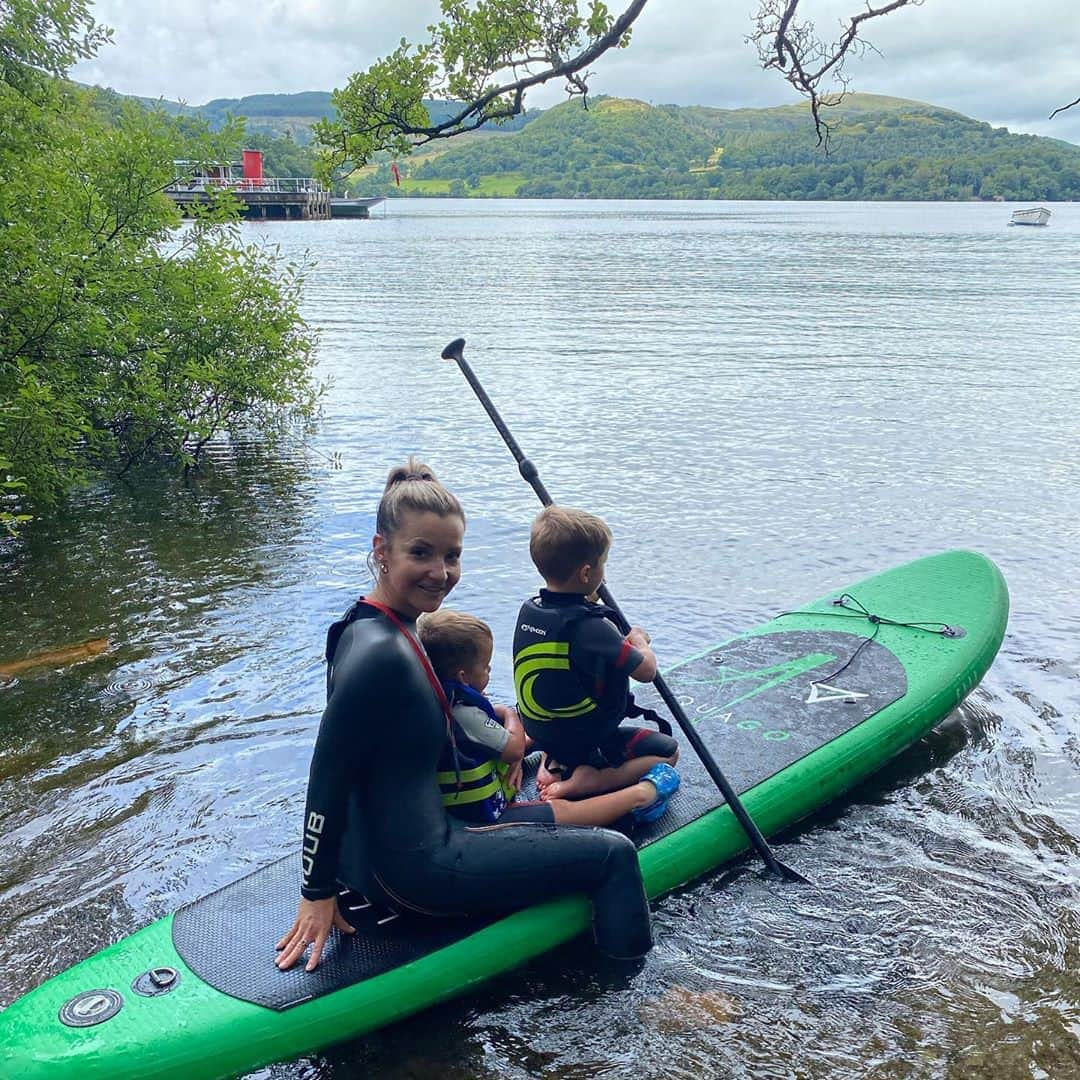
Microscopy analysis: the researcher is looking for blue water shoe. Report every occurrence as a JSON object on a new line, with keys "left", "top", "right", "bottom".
{"left": 631, "top": 763, "right": 681, "bottom": 825}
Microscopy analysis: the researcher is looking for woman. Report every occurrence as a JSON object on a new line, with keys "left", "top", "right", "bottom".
{"left": 275, "top": 459, "right": 653, "bottom": 972}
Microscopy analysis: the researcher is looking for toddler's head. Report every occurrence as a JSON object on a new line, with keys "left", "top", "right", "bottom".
{"left": 418, "top": 609, "right": 493, "bottom": 693}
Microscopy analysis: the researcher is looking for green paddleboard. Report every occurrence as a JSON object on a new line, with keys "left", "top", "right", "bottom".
{"left": 0, "top": 550, "right": 1008, "bottom": 1079}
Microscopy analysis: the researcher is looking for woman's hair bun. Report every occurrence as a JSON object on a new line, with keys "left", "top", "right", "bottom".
{"left": 374, "top": 456, "right": 463, "bottom": 545}
{"left": 385, "top": 457, "right": 437, "bottom": 491}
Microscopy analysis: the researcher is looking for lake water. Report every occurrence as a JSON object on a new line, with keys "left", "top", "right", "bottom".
{"left": 1, "top": 199, "right": 1078, "bottom": 1078}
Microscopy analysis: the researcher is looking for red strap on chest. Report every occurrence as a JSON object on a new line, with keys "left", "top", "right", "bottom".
{"left": 360, "top": 598, "right": 456, "bottom": 734}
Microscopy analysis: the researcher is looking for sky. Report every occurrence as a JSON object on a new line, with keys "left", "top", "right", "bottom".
{"left": 71, "top": 1, "right": 1080, "bottom": 146}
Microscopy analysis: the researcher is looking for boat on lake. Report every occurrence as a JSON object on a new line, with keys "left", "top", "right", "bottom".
{"left": 330, "top": 196, "right": 386, "bottom": 219}
{"left": 1009, "top": 206, "right": 1051, "bottom": 226}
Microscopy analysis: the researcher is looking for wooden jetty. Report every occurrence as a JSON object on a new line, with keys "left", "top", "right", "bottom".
{"left": 166, "top": 150, "right": 335, "bottom": 221}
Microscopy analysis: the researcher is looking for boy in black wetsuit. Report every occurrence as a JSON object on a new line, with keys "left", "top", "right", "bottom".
{"left": 513, "top": 506, "right": 680, "bottom": 802}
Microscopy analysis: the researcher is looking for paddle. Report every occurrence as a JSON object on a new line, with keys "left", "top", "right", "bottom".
{"left": 440, "top": 336, "right": 809, "bottom": 884}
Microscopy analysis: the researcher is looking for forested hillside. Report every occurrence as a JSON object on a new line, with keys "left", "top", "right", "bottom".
{"left": 404, "top": 94, "right": 1080, "bottom": 201}
{"left": 86, "top": 85, "right": 1080, "bottom": 201}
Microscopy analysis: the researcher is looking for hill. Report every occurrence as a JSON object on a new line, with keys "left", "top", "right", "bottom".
{"left": 96, "top": 90, "right": 536, "bottom": 146}
{"left": 83, "top": 86, "right": 1080, "bottom": 201}
{"left": 398, "top": 93, "right": 1080, "bottom": 201}
{"left": 79, "top": 86, "right": 539, "bottom": 194}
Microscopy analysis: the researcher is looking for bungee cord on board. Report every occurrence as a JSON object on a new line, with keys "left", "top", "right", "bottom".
{"left": 778, "top": 592, "right": 965, "bottom": 688}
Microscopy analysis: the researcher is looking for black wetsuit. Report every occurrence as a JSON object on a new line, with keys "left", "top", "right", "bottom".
{"left": 300, "top": 603, "right": 653, "bottom": 960}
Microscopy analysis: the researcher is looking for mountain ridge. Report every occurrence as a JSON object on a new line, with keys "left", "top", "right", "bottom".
{"left": 83, "top": 85, "right": 1080, "bottom": 200}
{"left": 385, "top": 93, "right": 1080, "bottom": 201}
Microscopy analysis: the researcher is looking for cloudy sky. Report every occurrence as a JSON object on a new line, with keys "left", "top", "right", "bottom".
{"left": 72, "top": 1, "right": 1080, "bottom": 145}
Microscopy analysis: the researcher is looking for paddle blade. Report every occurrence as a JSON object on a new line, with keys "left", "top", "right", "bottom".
{"left": 441, "top": 338, "right": 466, "bottom": 362}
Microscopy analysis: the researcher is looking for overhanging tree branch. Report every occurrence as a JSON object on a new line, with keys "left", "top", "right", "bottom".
{"left": 751, "top": 0, "right": 922, "bottom": 147}
{"left": 319, "top": 1, "right": 649, "bottom": 170}
{"left": 320, "top": 0, "right": 928, "bottom": 171}
{"left": 1050, "top": 95, "right": 1080, "bottom": 120}
{"left": 319, "top": 0, "right": 937, "bottom": 170}
{"left": 423, "top": 0, "right": 649, "bottom": 136}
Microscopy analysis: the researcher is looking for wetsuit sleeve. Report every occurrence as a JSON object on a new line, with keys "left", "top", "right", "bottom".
{"left": 300, "top": 621, "right": 397, "bottom": 901}
{"left": 451, "top": 703, "right": 509, "bottom": 755}
{"left": 570, "top": 616, "right": 643, "bottom": 675}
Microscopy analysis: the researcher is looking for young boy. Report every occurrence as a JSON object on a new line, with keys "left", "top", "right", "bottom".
{"left": 419, "top": 608, "right": 679, "bottom": 827}
{"left": 418, "top": 609, "right": 525, "bottom": 824}
{"left": 513, "top": 505, "right": 680, "bottom": 801}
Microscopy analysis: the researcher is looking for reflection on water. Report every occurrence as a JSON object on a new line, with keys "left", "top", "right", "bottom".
{"left": 1, "top": 201, "right": 1078, "bottom": 1078}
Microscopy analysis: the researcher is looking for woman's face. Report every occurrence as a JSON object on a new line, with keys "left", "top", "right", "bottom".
{"left": 373, "top": 510, "right": 464, "bottom": 620}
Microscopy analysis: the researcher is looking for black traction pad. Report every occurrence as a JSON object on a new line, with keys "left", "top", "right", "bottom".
{"left": 173, "top": 629, "right": 906, "bottom": 1010}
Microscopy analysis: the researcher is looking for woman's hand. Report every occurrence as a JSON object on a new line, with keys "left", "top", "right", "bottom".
{"left": 275, "top": 896, "right": 356, "bottom": 972}
{"left": 626, "top": 626, "right": 652, "bottom": 649}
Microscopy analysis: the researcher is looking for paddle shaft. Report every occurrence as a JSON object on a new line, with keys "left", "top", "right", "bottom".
{"left": 440, "top": 337, "right": 806, "bottom": 883}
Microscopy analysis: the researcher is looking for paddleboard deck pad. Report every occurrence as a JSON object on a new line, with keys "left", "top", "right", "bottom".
{"left": 1, "top": 550, "right": 1009, "bottom": 1079}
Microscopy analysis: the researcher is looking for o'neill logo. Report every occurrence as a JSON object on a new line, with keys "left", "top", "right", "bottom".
{"left": 804, "top": 681, "right": 869, "bottom": 705}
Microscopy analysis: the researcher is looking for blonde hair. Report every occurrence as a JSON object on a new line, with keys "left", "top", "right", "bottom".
{"left": 417, "top": 609, "right": 493, "bottom": 680}
{"left": 376, "top": 456, "right": 465, "bottom": 540}
{"left": 529, "top": 505, "right": 612, "bottom": 584}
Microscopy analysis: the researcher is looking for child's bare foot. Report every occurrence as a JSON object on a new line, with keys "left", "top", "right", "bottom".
{"left": 536, "top": 757, "right": 564, "bottom": 792}
{"left": 541, "top": 763, "right": 603, "bottom": 801}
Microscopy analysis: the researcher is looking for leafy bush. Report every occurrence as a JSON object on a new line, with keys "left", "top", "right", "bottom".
{"left": 0, "top": 0, "right": 320, "bottom": 532}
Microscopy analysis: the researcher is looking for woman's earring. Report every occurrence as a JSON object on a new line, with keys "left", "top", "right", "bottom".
{"left": 379, "top": 563, "right": 388, "bottom": 574}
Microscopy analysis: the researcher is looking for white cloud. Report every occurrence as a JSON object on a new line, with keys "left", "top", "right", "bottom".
{"left": 71, "top": 0, "right": 1080, "bottom": 143}
{"left": 74, "top": 0, "right": 442, "bottom": 102}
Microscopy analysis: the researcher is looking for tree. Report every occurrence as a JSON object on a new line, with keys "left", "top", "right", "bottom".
{"left": 0, "top": 0, "right": 110, "bottom": 87}
{"left": 0, "top": 0, "right": 320, "bottom": 533}
{"left": 749, "top": 0, "right": 921, "bottom": 145}
{"left": 317, "top": 0, "right": 922, "bottom": 175}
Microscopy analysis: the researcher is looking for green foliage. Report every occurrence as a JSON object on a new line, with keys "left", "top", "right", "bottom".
{"left": 319, "top": 0, "right": 628, "bottom": 170}
{"left": 0, "top": 2, "right": 320, "bottom": 531}
{"left": 406, "top": 93, "right": 1080, "bottom": 201}
{"left": 317, "top": 41, "right": 440, "bottom": 168}
{"left": 0, "top": 454, "right": 30, "bottom": 535}
{"left": 0, "top": 0, "right": 110, "bottom": 86}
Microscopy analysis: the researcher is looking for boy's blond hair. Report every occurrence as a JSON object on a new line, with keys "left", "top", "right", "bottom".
{"left": 529, "top": 505, "right": 612, "bottom": 584}
{"left": 417, "top": 609, "right": 493, "bottom": 680}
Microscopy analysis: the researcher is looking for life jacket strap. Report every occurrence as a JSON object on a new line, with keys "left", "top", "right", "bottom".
{"left": 624, "top": 693, "right": 673, "bottom": 736}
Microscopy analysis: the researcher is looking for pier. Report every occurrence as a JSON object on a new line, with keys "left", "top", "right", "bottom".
{"left": 164, "top": 150, "right": 382, "bottom": 221}
{"left": 166, "top": 174, "right": 332, "bottom": 220}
